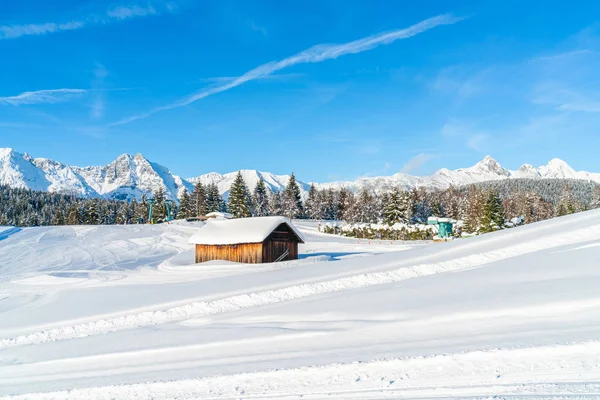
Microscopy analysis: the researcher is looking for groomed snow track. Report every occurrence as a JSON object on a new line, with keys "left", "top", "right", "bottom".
{"left": 3, "top": 341, "right": 600, "bottom": 399}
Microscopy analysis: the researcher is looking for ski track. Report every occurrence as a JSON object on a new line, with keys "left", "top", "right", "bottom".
{"left": 2, "top": 224, "right": 599, "bottom": 350}
{"left": 3, "top": 341, "right": 600, "bottom": 399}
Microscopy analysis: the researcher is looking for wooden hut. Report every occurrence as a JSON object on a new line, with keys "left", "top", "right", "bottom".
{"left": 189, "top": 216, "right": 305, "bottom": 264}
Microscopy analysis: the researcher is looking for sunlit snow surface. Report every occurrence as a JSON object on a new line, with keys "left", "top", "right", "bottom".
{"left": 1, "top": 213, "right": 600, "bottom": 399}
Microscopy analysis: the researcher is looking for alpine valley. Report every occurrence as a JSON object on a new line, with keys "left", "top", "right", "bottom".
{"left": 1, "top": 147, "right": 599, "bottom": 201}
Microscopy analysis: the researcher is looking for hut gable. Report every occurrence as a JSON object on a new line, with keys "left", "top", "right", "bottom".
{"left": 189, "top": 217, "right": 305, "bottom": 264}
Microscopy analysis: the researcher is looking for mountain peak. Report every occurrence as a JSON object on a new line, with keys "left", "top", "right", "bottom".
{"left": 469, "top": 155, "right": 509, "bottom": 176}
{"left": 0, "top": 147, "right": 15, "bottom": 157}
{"left": 547, "top": 158, "right": 571, "bottom": 168}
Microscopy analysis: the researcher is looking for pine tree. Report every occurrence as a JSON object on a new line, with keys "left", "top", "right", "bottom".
{"left": 269, "top": 191, "right": 284, "bottom": 216}
{"left": 116, "top": 202, "right": 132, "bottom": 224}
{"left": 151, "top": 187, "right": 167, "bottom": 222}
{"left": 227, "top": 171, "right": 252, "bottom": 218}
{"left": 135, "top": 195, "right": 149, "bottom": 223}
{"left": 85, "top": 199, "right": 100, "bottom": 225}
{"left": 283, "top": 173, "right": 303, "bottom": 219}
{"left": 303, "top": 184, "right": 320, "bottom": 220}
{"left": 178, "top": 188, "right": 192, "bottom": 219}
{"left": 252, "top": 177, "right": 270, "bottom": 217}
{"left": 350, "top": 189, "right": 376, "bottom": 223}
{"left": 322, "top": 189, "right": 338, "bottom": 220}
{"left": 463, "top": 185, "right": 484, "bottom": 233}
{"left": 66, "top": 203, "right": 81, "bottom": 225}
{"left": 191, "top": 182, "right": 207, "bottom": 217}
{"left": 52, "top": 208, "right": 65, "bottom": 225}
{"left": 591, "top": 186, "right": 600, "bottom": 209}
{"left": 556, "top": 185, "right": 575, "bottom": 217}
{"left": 205, "top": 183, "right": 225, "bottom": 213}
{"left": 384, "top": 187, "right": 410, "bottom": 225}
{"left": 479, "top": 190, "right": 504, "bottom": 233}
{"left": 337, "top": 188, "right": 353, "bottom": 221}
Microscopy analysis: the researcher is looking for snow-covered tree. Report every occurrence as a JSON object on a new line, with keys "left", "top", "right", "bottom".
{"left": 191, "top": 182, "right": 207, "bottom": 217}
{"left": 591, "top": 186, "right": 600, "bottom": 209}
{"left": 228, "top": 171, "right": 252, "bottom": 218}
{"left": 555, "top": 185, "right": 576, "bottom": 216}
{"left": 116, "top": 201, "right": 132, "bottom": 224}
{"left": 151, "top": 187, "right": 167, "bottom": 223}
{"left": 177, "top": 188, "right": 192, "bottom": 220}
{"left": 252, "top": 176, "right": 270, "bottom": 217}
{"left": 269, "top": 191, "right": 284, "bottom": 216}
{"left": 85, "top": 199, "right": 100, "bottom": 225}
{"left": 479, "top": 190, "right": 504, "bottom": 233}
{"left": 337, "top": 188, "right": 354, "bottom": 221}
{"left": 135, "top": 195, "right": 149, "bottom": 223}
{"left": 283, "top": 173, "right": 303, "bottom": 219}
{"left": 303, "top": 184, "right": 320, "bottom": 220}
{"left": 349, "top": 189, "right": 376, "bottom": 223}
{"left": 463, "top": 185, "right": 485, "bottom": 232}
{"left": 52, "top": 208, "right": 65, "bottom": 225}
{"left": 384, "top": 187, "right": 411, "bottom": 225}
{"left": 206, "top": 183, "right": 225, "bottom": 213}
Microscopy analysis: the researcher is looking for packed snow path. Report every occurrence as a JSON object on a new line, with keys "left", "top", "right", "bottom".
{"left": 1, "top": 212, "right": 600, "bottom": 398}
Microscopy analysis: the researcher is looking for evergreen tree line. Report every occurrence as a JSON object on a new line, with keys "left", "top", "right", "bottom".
{"left": 180, "top": 175, "right": 600, "bottom": 233}
{"left": 0, "top": 185, "right": 179, "bottom": 227}
{"left": 2, "top": 177, "right": 600, "bottom": 231}
{"left": 178, "top": 172, "right": 304, "bottom": 220}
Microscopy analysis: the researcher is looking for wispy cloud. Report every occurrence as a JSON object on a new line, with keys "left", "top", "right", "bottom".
{"left": 195, "top": 72, "right": 305, "bottom": 85}
{"left": 249, "top": 21, "right": 267, "bottom": 37}
{"left": 0, "top": 89, "right": 88, "bottom": 105}
{"left": 0, "top": 21, "right": 84, "bottom": 39}
{"left": 90, "top": 63, "right": 109, "bottom": 119}
{"left": 112, "top": 14, "right": 465, "bottom": 126}
{"left": 401, "top": 153, "right": 435, "bottom": 174}
{"left": 466, "top": 134, "right": 489, "bottom": 152}
{"left": 106, "top": 5, "right": 157, "bottom": 20}
{"left": 0, "top": 2, "right": 177, "bottom": 40}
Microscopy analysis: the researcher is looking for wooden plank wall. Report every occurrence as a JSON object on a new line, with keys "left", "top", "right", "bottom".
{"left": 262, "top": 240, "right": 298, "bottom": 262}
{"left": 195, "top": 243, "right": 263, "bottom": 264}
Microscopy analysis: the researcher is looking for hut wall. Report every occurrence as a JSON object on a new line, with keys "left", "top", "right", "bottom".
{"left": 262, "top": 240, "right": 298, "bottom": 263}
{"left": 195, "top": 243, "right": 263, "bottom": 264}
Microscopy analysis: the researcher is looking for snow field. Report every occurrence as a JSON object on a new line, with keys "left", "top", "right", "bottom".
{"left": 3, "top": 341, "right": 600, "bottom": 399}
{"left": 1, "top": 211, "right": 600, "bottom": 398}
{"left": 2, "top": 220, "right": 599, "bottom": 349}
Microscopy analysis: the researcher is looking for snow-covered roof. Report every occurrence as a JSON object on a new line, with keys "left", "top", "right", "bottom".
{"left": 189, "top": 216, "right": 306, "bottom": 245}
{"left": 205, "top": 211, "right": 233, "bottom": 219}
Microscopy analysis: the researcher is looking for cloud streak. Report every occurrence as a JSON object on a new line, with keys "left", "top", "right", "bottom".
{"left": 401, "top": 153, "right": 435, "bottom": 174}
{"left": 0, "top": 89, "right": 88, "bottom": 105}
{"left": 0, "top": 2, "right": 176, "bottom": 40}
{"left": 112, "top": 14, "right": 464, "bottom": 126}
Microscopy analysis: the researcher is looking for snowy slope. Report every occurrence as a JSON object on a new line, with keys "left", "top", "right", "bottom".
{"left": 1, "top": 211, "right": 600, "bottom": 398}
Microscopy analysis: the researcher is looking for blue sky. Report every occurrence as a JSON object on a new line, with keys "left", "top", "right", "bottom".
{"left": 1, "top": 0, "right": 600, "bottom": 181}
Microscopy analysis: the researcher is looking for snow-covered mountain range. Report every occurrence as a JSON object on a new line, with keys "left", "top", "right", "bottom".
{"left": 315, "top": 155, "right": 600, "bottom": 193}
{"left": 0, "top": 148, "right": 192, "bottom": 201}
{"left": 1, "top": 148, "right": 599, "bottom": 202}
